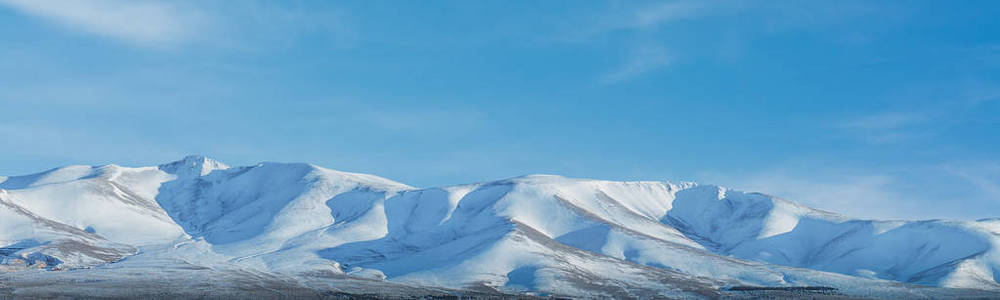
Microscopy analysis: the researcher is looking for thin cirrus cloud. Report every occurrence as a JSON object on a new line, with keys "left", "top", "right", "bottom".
{"left": 594, "top": 1, "right": 710, "bottom": 83}
{"left": 627, "top": 1, "right": 708, "bottom": 30}
{"left": 698, "top": 169, "right": 905, "bottom": 219}
{"left": 696, "top": 155, "right": 1000, "bottom": 220}
{"left": 0, "top": 0, "right": 208, "bottom": 48}
{"left": 833, "top": 85, "right": 1000, "bottom": 144}
{"left": 836, "top": 112, "right": 930, "bottom": 130}
{"left": 944, "top": 162, "right": 1000, "bottom": 203}
{"left": 834, "top": 112, "right": 932, "bottom": 143}
{"left": 601, "top": 44, "right": 672, "bottom": 83}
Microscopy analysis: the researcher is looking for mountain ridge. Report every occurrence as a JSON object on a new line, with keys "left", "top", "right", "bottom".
{"left": 1, "top": 155, "right": 999, "bottom": 299}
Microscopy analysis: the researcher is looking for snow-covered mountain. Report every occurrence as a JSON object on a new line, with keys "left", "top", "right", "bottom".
{"left": 1, "top": 156, "right": 998, "bottom": 298}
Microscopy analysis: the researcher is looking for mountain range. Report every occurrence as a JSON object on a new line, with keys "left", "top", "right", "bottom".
{"left": 1, "top": 156, "right": 998, "bottom": 299}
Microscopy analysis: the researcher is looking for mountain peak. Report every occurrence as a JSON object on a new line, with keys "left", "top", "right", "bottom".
{"left": 159, "top": 155, "right": 230, "bottom": 177}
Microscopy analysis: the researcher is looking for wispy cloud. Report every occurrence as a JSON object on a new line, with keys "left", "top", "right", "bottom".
{"left": 837, "top": 112, "right": 929, "bottom": 130}
{"left": 700, "top": 169, "right": 907, "bottom": 219}
{"left": 597, "top": 2, "right": 707, "bottom": 83}
{"left": 0, "top": 0, "right": 209, "bottom": 48}
{"left": 834, "top": 82, "right": 1000, "bottom": 144}
{"left": 552, "top": 1, "right": 710, "bottom": 83}
{"left": 963, "top": 82, "right": 1000, "bottom": 106}
{"left": 358, "top": 107, "right": 486, "bottom": 134}
{"left": 943, "top": 162, "right": 1000, "bottom": 202}
{"left": 626, "top": 1, "right": 709, "bottom": 30}
{"left": 551, "top": 1, "right": 711, "bottom": 43}
{"left": 834, "top": 112, "right": 932, "bottom": 143}
{"left": 698, "top": 156, "right": 1000, "bottom": 221}
{"left": 601, "top": 44, "right": 672, "bottom": 83}
{"left": 581, "top": 1, "right": 901, "bottom": 83}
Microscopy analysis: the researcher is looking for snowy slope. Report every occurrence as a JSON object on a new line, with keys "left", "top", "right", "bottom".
{"left": 153, "top": 156, "right": 414, "bottom": 274}
{"left": 0, "top": 190, "right": 135, "bottom": 270}
{"left": 662, "top": 184, "right": 1000, "bottom": 289}
{"left": 315, "top": 175, "right": 1000, "bottom": 298}
{"left": 1, "top": 156, "right": 999, "bottom": 299}
{"left": 0, "top": 164, "right": 186, "bottom": 245}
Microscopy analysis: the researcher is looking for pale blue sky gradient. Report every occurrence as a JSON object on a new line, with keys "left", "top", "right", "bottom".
{"left": 1, "top": 0, "right": 999, "bottom": 220}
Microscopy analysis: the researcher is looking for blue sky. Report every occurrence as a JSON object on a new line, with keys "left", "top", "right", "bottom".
{"left": 1, "top": 0, "right": 998, "bottom": 220}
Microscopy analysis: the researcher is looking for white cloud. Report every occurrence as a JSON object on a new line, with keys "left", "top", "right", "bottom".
{"left": 834, "top": 112, "right": 932, "bottom": 143}
{"left": 834, "top": 83, "right": 1000, "bottom": 143}
{"left": 358, "top": 107, "right": 486, "bottom": 134}
{"left": 697, "top": 158, "right": 1000, "bottom": 221}
{"left": 552, "top": 1, "right": 710, "bottom": 43}
{"left": 963, "top": 82, "right": 1000, "bottom": 106}
{"left": 0, "top": 0, "right": 208, "bottom": 48}
{"left": 544, "top": 1, "right": 709, "bottom": 83}
{"left": 837, "top": 112, "right": 929, "bottom": 130}
{"left": 593, "top": 2, "right": 713, "bottom": 83}
{"left": 601, "top": 44, "right": 672, "bottom": 83}
{"left": 700, "top": 170, "right": 907, "bottom": 220}
{"left": 943, "top": 162, "right": 1000, "bottom": 202}
{"left": 627, "top": 1, "right": 708, "bottom": 30}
